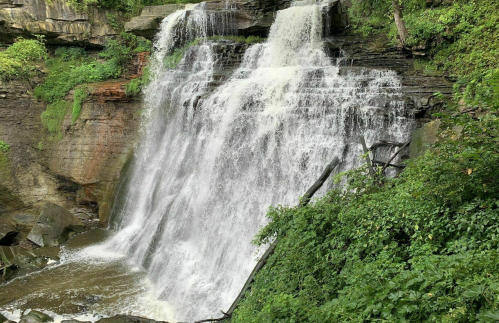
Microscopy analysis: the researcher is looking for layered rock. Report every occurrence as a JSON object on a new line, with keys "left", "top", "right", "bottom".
{"left": 125, "top": 0, "right": 349, "bottom": 39}
{"left": 44, "top": 85, "right": 142, "bottom": 222}
{"left": 0, "top": 0, "right": 123, "bottom": 46}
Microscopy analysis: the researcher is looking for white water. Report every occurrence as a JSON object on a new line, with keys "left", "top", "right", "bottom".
{"left": 102, "top": 2, "right": 413, "bottom": 321}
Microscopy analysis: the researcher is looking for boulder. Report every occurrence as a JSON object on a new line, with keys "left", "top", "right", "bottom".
{"left": 19, "top": 311, "right": 53, "bottom": 323}
{"left": 125, "top": 4, "right": 184, "bottom": 38}
{"left": 27, "top": 203, "right": 85, "bottom": 247}
{"left": 409, "top": 119, "right": 441, "bottom": 159}
{"left": 0, "top": 312, "right": 8, "bottom": 323}
{"left": 95, "top": 315, "right": 168, "bottom": 323}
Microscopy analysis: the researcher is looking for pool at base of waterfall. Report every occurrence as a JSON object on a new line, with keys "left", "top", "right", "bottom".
{"left": 0, "top": 229, "right": 175, "bottom": 323}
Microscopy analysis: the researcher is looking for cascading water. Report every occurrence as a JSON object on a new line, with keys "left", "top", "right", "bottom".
{"left": 104, "top": 1, "right": 414, "bottom": 321}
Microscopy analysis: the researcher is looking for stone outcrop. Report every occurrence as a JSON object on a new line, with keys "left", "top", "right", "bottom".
{"left": 27, "top": 202, "right": 85, "bottom": 247}
{"left": 0, "top": 73, "right": 142, "bottom": 224}
{"left": 124, "top": 4, "right": 184, "bottom": 38}
{"left": 0, "top": 0, "right": 123, "bottom": 46}
{"left": 44, "top": 85, "right": 142, "bottom": 222}
{"left": 125, "top": 0, "right": 348, "bottom": 39}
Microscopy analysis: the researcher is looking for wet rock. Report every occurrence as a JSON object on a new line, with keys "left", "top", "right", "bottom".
{"left": 32, "top": 246, "right": 61, "bottom": 261}
{"left": 95, "top": 315, "right": 169, "bottom": 323}
{"left": 125, "top": 4, "right": 184, "bottom": 38}
{"left": 409, "top": 119, "right": 441, "bottom": 159}
{"left": 11, "top": 213, "right": 37, "bottom": 227}
{"left": 19, "top": 311, "right": 53, "bottom": 323}
{"left": 0, "top": 312, "right": 8, "bottom": 322}
{"left": 27, "top": 203, "right": 85, "bottom": 247}
{"left": 0, "top": 225, "right": 18, "bottom": 246}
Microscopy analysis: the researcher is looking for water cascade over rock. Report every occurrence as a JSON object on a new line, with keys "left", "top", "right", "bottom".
{"left": 104, "top": 1, "right": 414, "bottom": 321}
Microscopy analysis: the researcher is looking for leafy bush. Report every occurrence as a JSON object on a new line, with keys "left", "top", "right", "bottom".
{"left": 0, "top": 38, "right": 47, "bottom": 85}
{"left": 230, "top": 112, "right": 499, "bottom": 323}
{"left": 34, "top": 57, "right": 121, "bottom": 103}
{"left": 54, "top": 46, "right": 87, "bottom": 61}
{"left": 349, "top": 0, "right": 499, "bottom": 109}
{"left": 0, "top": 141, "right": 10, "bottom": 152}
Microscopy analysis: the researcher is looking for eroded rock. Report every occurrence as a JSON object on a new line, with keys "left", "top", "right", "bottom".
{"left": 0, "top": 0, "right": 122, "bottom": 46}
{"left": 27, "top": 203, "right": 85, "bottom": 247}
{"left": 19, "top": 311, "right": 53, "bottom": 323}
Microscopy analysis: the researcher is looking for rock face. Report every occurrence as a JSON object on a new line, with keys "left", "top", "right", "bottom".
{"left": 409, "top": 119, "right": 442, "bottom": 158}
{"left": 125, "top": 4, "right": 185, "bottom": 38}
{"left": 44, "top": 87, "right": 142, "bottom": 222}
{"left": 0, "top": 75, "right": 142, "bottom": 223}
{"left": 125, "top": 0, "right": 349, "bottom": 38}
{"left": 27, "top": 202, "right": 85, "bottom": 247}
{"left": 0, "top": 0, "right": 122, "bottom": 46}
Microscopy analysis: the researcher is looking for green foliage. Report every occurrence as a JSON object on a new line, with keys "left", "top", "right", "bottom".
{"left": 106, "top": 13, "right": 121, "bottom": 31}
{"left": 349, "top": 0, "right": 499, "bottom": 109}
{"left": 34, "top": 56, "right": 121, "bottom": 103}
{"left": 54, "top": 46, "right": 87, "bottom": 61}
{"left": 125, "top": 77, "right": 142, "bottom": 96}
{"left": 40, "top": 100, "right": 69, "bottom": 137}
{"left": 230, "top": 112, "right": 499, "bottom": 323}
{"left": 0, "top": 38, "right": 47, "bottom": 85}
{"left": 72, "top": 87, "right": 88, "bottom": 124}
{"left": 35, "top": 33, "right": 150, "bottom": 135}
{"left": 0, "top": 141, "right": 10, "bottom": 152}
{"left": 348, "top": 0, "right": 393, "bottom": 37}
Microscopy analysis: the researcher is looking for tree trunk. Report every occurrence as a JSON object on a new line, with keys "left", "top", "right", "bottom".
{"left": 392, "top": 0, "right": 409, "bottom": 46}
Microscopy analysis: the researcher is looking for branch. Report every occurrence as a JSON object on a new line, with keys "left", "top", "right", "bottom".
{"left": 300, "top": 157, "right": 340, "bottom": 207}
{"left": 360, "top": 136, "right": 375, "bottom": 178}
{"left": 382, "top": 139, "right": 411, "bottom": 173}
{"left": 372, "top": 159, "right": 406, "bottom": 169}
{"left": 369, "top": 140, "right": 406, "bottom": 151}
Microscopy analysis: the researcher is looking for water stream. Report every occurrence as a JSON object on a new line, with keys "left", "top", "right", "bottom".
{"left": 0, "top": 1, "right": 414, "bottom": 322}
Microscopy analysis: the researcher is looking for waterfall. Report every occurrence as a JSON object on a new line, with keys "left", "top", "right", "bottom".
{"left": 104, "top": 2, "right": 414, "bottom": 321}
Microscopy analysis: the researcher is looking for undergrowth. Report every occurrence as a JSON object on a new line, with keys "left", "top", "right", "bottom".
{"left": 230, "top": 110, "right": 499, "bottom": 322}
{"left": 349, "top": 0, "right": 499, "bottom": 109}
{"left": 33, "top": 32, "right": 151, "bottom": 136}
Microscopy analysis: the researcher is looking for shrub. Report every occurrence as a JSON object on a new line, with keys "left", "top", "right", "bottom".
{"left": 0, "top": 38, "right": 47, "bottom": 86}
{"left": 54, "top": 46, "right": 87, "bottom": 61}
{"left": 230, "top": 111, "right": 499, "bottom": 323}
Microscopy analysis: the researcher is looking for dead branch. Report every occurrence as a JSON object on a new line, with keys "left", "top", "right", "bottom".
{"left": 372, "top": 159, "right": 406, "bottom": 169}
{"left": 382, "top": 140, "right": 411, "bottom": 173}
{"left": 369, "top": 140, "right": 406, "bottom": 151}
{"left": 300, "top": 157, "right": 340, "bottom": 207}
{"left": 360, "top": 136, "right": 375, "bottom": 178}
